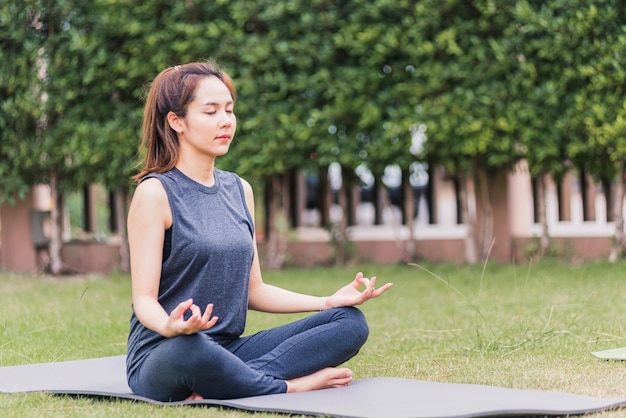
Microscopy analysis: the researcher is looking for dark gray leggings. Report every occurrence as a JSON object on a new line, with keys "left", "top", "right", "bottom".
{"left": 128, "top": 307, "right": 369, "bottom": 401}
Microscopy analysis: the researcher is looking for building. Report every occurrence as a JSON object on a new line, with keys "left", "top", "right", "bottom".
{"left": 0, "top": 160, "right": 618, "bottom": 273}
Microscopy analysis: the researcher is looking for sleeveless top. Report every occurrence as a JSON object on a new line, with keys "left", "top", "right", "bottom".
{"left": 126, "top": 168, "right": 255, "bottom": 379}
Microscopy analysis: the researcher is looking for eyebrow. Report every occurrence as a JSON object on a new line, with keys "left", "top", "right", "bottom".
{"left": 200, "top": 100, "right": 234, "bottom": 107}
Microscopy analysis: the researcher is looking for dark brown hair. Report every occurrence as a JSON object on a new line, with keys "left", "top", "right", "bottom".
{"left": 132, "top": 62, "right": 236, "bottom": 182}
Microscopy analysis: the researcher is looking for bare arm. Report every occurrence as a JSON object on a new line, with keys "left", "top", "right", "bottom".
{"left": 128, "top": 178, "right": 217, "bottom": 337}
{"left": 240, "top": 179, "right": 392, "bottom": 313}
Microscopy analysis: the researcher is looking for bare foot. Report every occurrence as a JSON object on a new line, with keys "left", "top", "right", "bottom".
{"left": 286, "top": 367, "right": 353, "bottom": 393}
{"left": 185, "top": 392, "right": 204, "bottom": 401}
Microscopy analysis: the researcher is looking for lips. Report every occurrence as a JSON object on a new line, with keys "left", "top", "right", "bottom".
{"left": 216, "top": 135, "right": 231, "bottom": 141}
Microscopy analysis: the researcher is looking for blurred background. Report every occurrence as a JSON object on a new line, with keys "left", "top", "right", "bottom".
{"left": 1, "top": 0, "right": 626, "bottom": 274}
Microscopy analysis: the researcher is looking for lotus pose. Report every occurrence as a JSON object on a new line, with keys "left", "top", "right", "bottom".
{"left": 126, "top": 61, "right": 392, "bottom": 402}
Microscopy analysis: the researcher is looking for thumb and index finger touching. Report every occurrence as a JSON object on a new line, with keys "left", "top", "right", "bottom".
{"left": 171, "top": 298, "right": 218, "bottom": 325}
{"left": 352, "top": 271, "right": 393, "bottom": 297}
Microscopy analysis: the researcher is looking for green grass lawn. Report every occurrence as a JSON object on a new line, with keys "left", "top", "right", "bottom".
{"left": 1, "top": 260, "right": 625, "bottom": 417}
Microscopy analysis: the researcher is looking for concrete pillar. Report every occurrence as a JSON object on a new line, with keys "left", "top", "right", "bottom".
{"left": 508, "top": 160, "right": 534, "bottom": 238}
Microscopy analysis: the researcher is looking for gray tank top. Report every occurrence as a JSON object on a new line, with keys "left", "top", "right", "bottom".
{"left": 126, "top": 168, "right": 255, "bottom": 378}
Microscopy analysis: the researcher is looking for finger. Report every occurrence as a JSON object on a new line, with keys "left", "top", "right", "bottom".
{"left": 201, "top": 304, "right": 216, "bottom": 323}
{"left": 202, "top": 303, "right": 213, "bottom": 318}
{"left": 352, "top": 272, "right": 364, "bottom": 288}
{"left": 189, "top": 303, "right": 202, "bottom": 319}
{"left": 194, "top": 304, "right": 218, "bottom": 329}
{"left": 171, "top": 298, "right": 194, "bottom": 319}
{"left": 362, "top": 277, "right": 384, "bottom": 299}
{"left": 360, "top": 276, "right": 375, "bottom": 295}
{"left": 371, "top": 282, "right": 394, "bottom": 297}
{"left": 204, "top": 315, "right": 219, "bottom": 329}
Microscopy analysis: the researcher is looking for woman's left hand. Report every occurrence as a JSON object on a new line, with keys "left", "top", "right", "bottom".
{"left": 324, "top": 272, "right": 393, "bottom": 309}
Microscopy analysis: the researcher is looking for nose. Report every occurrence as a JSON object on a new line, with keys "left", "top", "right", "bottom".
{"left": 218, "top": 110, "right": 233, "bottom": 126}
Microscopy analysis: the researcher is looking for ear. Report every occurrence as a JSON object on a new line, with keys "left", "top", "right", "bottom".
{"left": 167, "top": 111, "right": 184, "bottom": 133}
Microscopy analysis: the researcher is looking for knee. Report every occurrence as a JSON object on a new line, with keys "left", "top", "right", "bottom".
{"left": 154, "top": 334, "right": 220, "bottom": 368}
{"left": 337, "top": 307, "right": 369, "bottom": 345}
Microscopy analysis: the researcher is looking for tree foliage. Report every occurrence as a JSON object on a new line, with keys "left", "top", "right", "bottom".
{"left": 2, "top": 0, "right": 626, "bottom": 265}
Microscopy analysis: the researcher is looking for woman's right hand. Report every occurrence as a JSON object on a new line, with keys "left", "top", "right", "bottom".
{"left": 165, "top": 298, "right": 218, "bottom": 336}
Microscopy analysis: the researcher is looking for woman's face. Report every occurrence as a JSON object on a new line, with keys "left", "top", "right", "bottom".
{"left": 175, "top": 76, "right": 236, "bottom": 158}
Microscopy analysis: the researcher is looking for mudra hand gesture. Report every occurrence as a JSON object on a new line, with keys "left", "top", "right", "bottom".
{"left": 166, "top": 299, "right": 219, "bottom": 337}
{"left": 324, "top": 272, "right": 393, "bottom": 310}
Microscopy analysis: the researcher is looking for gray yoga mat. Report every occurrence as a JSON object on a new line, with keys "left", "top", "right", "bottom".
{"left": 1, "top": 355, "right": 625, "bottom": 418}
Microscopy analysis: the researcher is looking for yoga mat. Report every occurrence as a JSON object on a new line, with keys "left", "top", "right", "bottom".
{"left": 592, "top": 347, "right": 626, "bottom": 360}
{"left": 1, "top": 355, "right": 625, "bottom": 418}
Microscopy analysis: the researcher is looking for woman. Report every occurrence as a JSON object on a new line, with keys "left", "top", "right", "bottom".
{"left": 126, "top": 61, "right": 392, "bottom": 402}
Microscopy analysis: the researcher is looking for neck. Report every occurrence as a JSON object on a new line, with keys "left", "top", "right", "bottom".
{"left": 176, "top": 157, "right": 216, "bottom": 187}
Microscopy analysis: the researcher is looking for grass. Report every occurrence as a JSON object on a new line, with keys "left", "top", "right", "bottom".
{"left": 1, "top": 260, "right": 626, "bottom": 417}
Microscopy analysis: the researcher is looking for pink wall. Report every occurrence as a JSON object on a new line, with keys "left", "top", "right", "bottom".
{"left": 0, "top": 167, "right": 619, "bottom": 274}
{"left": 0, "top": 192, "right": 38, "bottom": 272}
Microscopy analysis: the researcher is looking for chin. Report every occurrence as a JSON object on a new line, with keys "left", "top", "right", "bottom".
{"left": 215, "top": 145, "right": 231, "bottom": 156}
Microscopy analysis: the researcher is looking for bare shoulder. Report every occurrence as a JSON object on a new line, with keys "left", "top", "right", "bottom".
{"left": 238, "top": 176, "right": 256, "bottom": 214}
{"left": 238, "top": 176, "right": 254, "bottom": 199}
{"left": 129, "top": 177, "right": 170, "bottom": 224}
{"left": 132, "top": 177, "right": 168, "bottom": 203}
